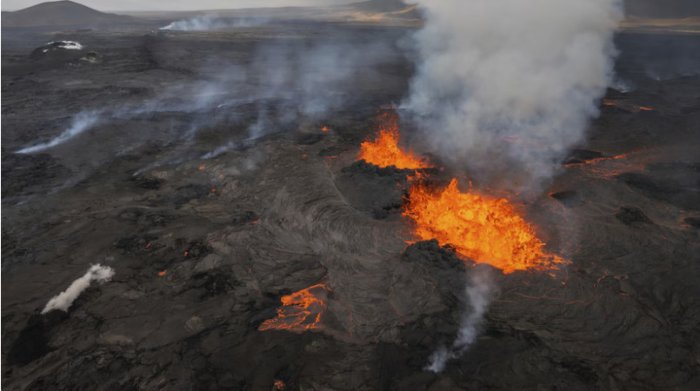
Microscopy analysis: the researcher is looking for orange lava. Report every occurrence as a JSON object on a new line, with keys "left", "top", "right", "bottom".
{"left": 564, "top": 153, "right": 629, "bottom": 168}
{"left": 321, "top": 126, "right": 330, "bottom": 133}
{"left": 259, "top": 283, "right": 328, "bottom": 332}
{"left": 273, "top": 379, "right": 286, "bottom": 390}
{"left": 357, "top": 113, "right": 430, "bottom": 169}
{"left": 403, "top": 179, "right": 564, "bottom": 274}
{"left": 602, "top": 99, "right": 655, "bottom": 113}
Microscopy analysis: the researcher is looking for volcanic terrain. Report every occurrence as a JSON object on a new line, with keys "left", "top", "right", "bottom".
{"left": 2, "top": 1, "right": 700, "bottom": 390}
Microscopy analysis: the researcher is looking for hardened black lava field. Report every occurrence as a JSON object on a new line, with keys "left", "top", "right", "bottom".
{"left": 2, "top": 2, "right": 700, "bottom": 390}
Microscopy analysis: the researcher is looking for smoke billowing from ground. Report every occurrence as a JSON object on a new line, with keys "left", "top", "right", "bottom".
{"left": 16, "top": 111, "right": 101, "bottom": 154}
{"left": 425, "top": 269, "right": 495, "bottom": 373}
{"left": 160, "top": 15, "right": 270, "bottom": 31}
{"left": 403, "top": 0, "right": 622, "bottom": 192}
{"left": 16, "top": 33, "right": 393, "bottom": 162}
{"left": 41, "top": 265, "right": 115, "bottom": 314}
{"left": 407, "top": 0, "right": 622, "bottom": 369}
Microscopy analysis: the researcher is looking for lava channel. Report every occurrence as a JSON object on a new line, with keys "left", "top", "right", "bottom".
{"left": 259, "top": 283, "right": 329, "bottom": 332}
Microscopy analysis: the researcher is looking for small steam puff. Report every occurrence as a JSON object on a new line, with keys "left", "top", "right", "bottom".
{"left": 16, "top": 112, "right": 100, "bottom": 154}
{"left": 41, "top": 264, "right": 114, "bottom": 314}
{"left": 425, "top": 270, "right": 494, "bottom": 373}
{"left": 404, "top": 0, "right": 622, "bottom": 192}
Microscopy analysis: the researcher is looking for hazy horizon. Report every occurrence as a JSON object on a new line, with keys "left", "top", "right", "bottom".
{"left": 1, "top": 0, "right": 356, "bottom": 12}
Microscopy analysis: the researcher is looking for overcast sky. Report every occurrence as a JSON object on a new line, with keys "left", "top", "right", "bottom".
{"left": 3, "top": 0, "right": 699, "bottom": 16}
{"left": 1, "top": 0, "right": 356, "bottom": 12}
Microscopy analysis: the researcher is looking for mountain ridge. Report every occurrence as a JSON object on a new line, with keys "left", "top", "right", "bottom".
{"left": 2, "top": 0, "right": 139, "bottom": 28}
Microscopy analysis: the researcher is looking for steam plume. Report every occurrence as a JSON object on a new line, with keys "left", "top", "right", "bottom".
{"left": 16, "top": 112, "right": 100, "bottom": 154}
{"left": 404, "top": 0, "right": 622, "bottom": 192}
{"left": 41, "top": 264, "right": 114, "bottom": 314}
{"left": 160, "top": 15, "right": 270, "bottom": 31}
{"left": 426, "top": 269, "right": 494, "bottom": 373}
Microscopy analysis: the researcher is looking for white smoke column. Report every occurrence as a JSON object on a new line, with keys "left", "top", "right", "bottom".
{"left": 16, "top": 111, "right": 100, "bottom": 154}
{"left": 404, "top": 0, "right": 622, "bottom": 192}
{"left": 41, "top": 264, "right": 115, "bottom": 314}
{"left": 426, "top": 269, "right": 494, "bottom": 373}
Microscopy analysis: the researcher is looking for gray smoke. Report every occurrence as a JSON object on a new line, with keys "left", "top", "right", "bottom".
{"left": 41, "top": 264, "right": 115, "bottom": 314}
{"left": 426, "top": 269, "right": 494, "bottom": 373}
{"left": 403, "top": 0, "right": 622, "bottom": 193}
{"left": 16, "top": 32, "right": 393, "bottom": 163}
{"left": 160, "top": 14, "right": 270, "bottom": 31}
{"left": 16, "top": 111, "right": 101, "bottom": 154}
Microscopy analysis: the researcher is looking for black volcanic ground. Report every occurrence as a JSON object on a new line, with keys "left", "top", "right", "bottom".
{"left": 2, "top": 10, "right": 700, "bottom": 391}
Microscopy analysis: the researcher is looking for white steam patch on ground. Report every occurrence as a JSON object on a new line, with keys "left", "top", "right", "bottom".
{"left": 426, "top": 269, "right": 495, "bottom": 373}
{"left": 403, "top": 0, "right": 622, "bottom": 192}
{"left": 16, "top": 112, "right": 100, "bottom": 154}
{"left": 47, "top": 41, "right": 84, "bottom": 50}
{"left": 41, "top": 264, "right": 115, "bottom": 314}
{"left": 160, "top": 15, "right": 269, "bottom": 31}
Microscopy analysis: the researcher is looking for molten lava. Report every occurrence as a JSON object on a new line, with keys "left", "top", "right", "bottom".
{"left": 602, "top": 99, "right": 655, "bottom": 113}
{"left": 357, "top": 113, "right": 430, "bottom": 169}
{"left": 404, "top": 179, "right": 564, "bottom": 274}
{"left": 259, "top": 283, "right": 328, "bottom": 332}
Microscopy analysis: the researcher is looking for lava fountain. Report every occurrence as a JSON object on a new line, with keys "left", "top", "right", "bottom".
{"left": 259, "top": 283, "right": 329, "bottom": 332}
{"left": 357, "top": 116, "right": 564, "bottom": 274}
{"left": 403, "top": 179, "right": 564, "bottom": 274}
{"left": 357, "top": 112, "right": 431, "bottom": 170}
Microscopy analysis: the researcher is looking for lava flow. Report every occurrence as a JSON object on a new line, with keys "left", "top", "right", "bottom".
{"left": 259, "top": 283, "right": 329, "bottom": 332}
{"left": 403, "top": 179, "right": 564, "bottom": 274}
{"left": 357, "top": 112, "right": 430, "bottom": 169}
{"left": 602, "top": 99, "right": 654, "bottom": 113}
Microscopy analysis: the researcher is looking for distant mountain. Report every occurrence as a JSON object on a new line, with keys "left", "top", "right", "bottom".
{"left": 2, "top": 0, "right": 139, "bottom": 28}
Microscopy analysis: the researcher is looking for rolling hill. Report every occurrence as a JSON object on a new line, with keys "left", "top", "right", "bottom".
{"left": 2, "top": 0, "right": 139, "bottom": 28}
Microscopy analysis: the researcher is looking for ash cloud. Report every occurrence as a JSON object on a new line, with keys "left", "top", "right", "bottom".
{"left": 425, "top": 269, "right": 495, "bottom": 373}
{"left": 42, "top": 264, "right": 115, "bottom": 314}
{"left": 403, "top": 0, "right": 622, "bottom": 193}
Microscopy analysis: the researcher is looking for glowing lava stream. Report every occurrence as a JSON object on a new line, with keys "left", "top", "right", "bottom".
{"left": 357, "top": 113, "right": 431, "bottom": 169}
{"left": 403, "top": 179, "right": 564, "bottom": 274}
{"left": 258, "top": 283, "right": 329, "bottom": 332}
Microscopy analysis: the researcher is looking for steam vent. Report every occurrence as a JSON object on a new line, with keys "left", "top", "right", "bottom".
{"left": 2, "top": 0, "right": 700, "bottom": 389}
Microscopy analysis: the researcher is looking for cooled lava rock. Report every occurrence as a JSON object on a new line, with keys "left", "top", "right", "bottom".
{"left": 231, "top": 210, "right": 258, "bottom": 225}
{"left": 130, "top": 174, "right": 163, "bottom": 190}
{"left": 616, "top": 172, "right": 700, "bottom": 210}
{"left": 564, "top": 149, "right": 605, "bottom": 164}
{"left": 335, "top": 160, "right": 414, "bottom": 219}
{"left": 615, "top": 206, "right": 653, "bottom": 225}
{"left": 295, "top": 132, "right": 323, "bottom": 145}
{"left": 549, "top": 190, "right": 583, "bottom": 207}
{"left": 7, "top": 310, "right": 68, "bottom": 366}
{"left": 684, "top": 217, "right": 700, "bottom": 229}
{"left": 2, "top": 152, "right": 71, "bottom": 198}
{"left": 166, "top": 183, "right": 212, "bottom": 207}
